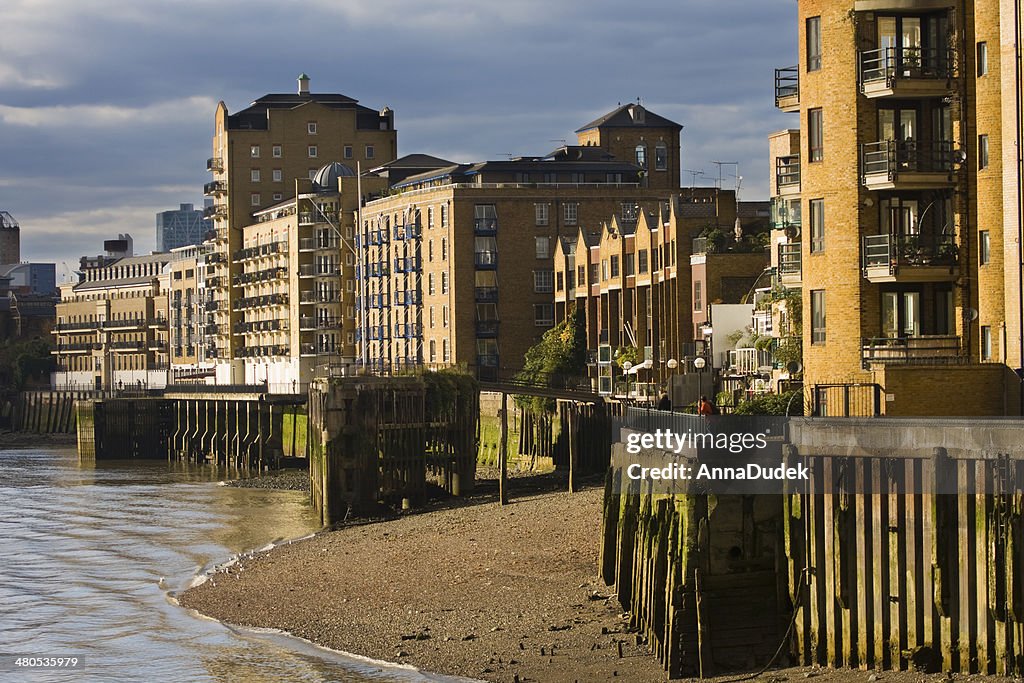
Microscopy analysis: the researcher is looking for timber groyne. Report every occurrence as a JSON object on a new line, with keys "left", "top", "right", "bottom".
{"left": 601, "top": 410, "right": 1024, "bottom": 678}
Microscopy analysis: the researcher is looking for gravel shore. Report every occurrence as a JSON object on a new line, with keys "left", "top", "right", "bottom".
{"left": 222, "top": 468, "right": 310, "bottom": 491}
{"left": 179, "top": 477, "right": 667, "bottom": 682}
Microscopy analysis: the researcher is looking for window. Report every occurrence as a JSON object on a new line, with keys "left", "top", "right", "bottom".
{"left": 809, "top": 109, "right": 823, "bottom": 162}
{"left": 977, "top": 42, "right": 988, "bottom": 77}
{"left": 979, "top": 134, "right": 989, "bottom": 170}
{"left": 601, "top": 259, "right": 609, "bottom": 281}
{"left": 429, "top": 340, "right": 436, "bottom": 363}
{"left": 624, "top": 253, "right": 634, "bottom": 276}
{"left": 308, "top": 145, "right": 318, "bottom": 158}
{"left": 807, "top": 16, "right": 822, "bottom": 71}
{"left": 980, "top": 230, "right": 991, "bottom": 265}
{"left": 343, "top": 145, "right": 353, "bottom": 159}
{"left": 809, "top": 199, "right": 825, "bottom": 252}
{"left": 442, "top": 306, "right": 449, "bottom": 327}
{"left": 607, "top": 172, "right": 622, "bottom": 183}
{"left": 534, "top": 270, "right": 553, "bottom": 292}
{"left": 535, "top": 203, "right": 549, "bottom": 226}
{"left": 308, "top": 168, "right": 318, "bottom": 179}
{"left": 272, "top": 145, "right": 282, "bottom": 158}
{"left": 564, "top": 203, "right": 578, "bottom": 225}
{"left": 307, "top": 121, "right": 317, "bottom": 135}
{"left": 534, "top": 304, "right": 554, "bottom": 327}
{"left": 535, "top": 236, "right": 550, "bottom": 259}
{"left": 655, "top": 142, "right": 668, "bottom": 171}
{"left": 543, "top": 172, "right": 557, "bottom": 184}
{"left": 441, "top": 272, "right": 448, "bottom": 294}
{"left": 556, "top": 272, "right": 564, "bottom": 291}
{"left": 811, "top": 290, "right": 826, "bottom": 344}
{"left": 589, "top": 263, "right": 598, "bottom": 282}
{"left": 440, "top": 204, "right": 448, "bottom": 227}
{"left": 621, "top": 202, "right": 639, "bottom": 222}
{"left": 441, "top": 237, "right": 447, "bottom": 260}
{"left": 251, "top": 169, "right": 260, "bottom": 182}
{"left": 610, "top": 255, "right": 620, "bottom": 277}
{"left": 635, "top": 144, "right": 647, "bottom": 169}
{"left": 273, "top": 193, "right": 283, "bottom": 201}
{"left": 428, "top": 239, "right": 434, "bottom": 261}
{"left": 365, "top": 145, "right": 375, "bottom": 159}
{"left": 570, "top": 172, "right": 585, "bottom": 183}
{"left": 250, "top": 193, "right": 261, "bottom": 206}
{"left": 694, "top": 281, "right": 702, "bottom": 311}
{"left": 429, "top": 307, "right": 436, "bottom": 328}
{"left": 428, "top": 273, "right": 436, "bottom": 295}
{"left": 273, "top": 169, "right": 282, "bottom": 182}
{"left": 427, "top": 207, "right": 434, "bottom": 229}
{"left": 638, "top": 249, "right": 648, "bottom": 273}
{"left": 982, "top": 325, "right": 992, "bottom": 360}
{"left": 443, "top": 339, "right": 450, "bottom": 363}
{"left": 250, "top": 145, "right": 260, "bottom": 158}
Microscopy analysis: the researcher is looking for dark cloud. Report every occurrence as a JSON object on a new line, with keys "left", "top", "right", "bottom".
{"left": 0, "top": 0, "right": 796, "bottom": 263}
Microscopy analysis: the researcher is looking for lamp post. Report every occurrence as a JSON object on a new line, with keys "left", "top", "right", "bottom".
{"left": 622, "top": 361, "right": 633, "bottom": 400}
{"left": 693, "top": 356, "right": 707, "bottom": 406}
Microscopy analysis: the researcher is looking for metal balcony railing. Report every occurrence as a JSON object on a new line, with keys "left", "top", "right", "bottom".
{"left": 475, "top": 320, "right": 500, "bottom": 337}
{"left": 474, "top": 218, "right": 498, "bottom": 235}
{"left": 203, "top": 181, "right": 225, "bottom": 196}
{"left": 859, "top": 46, "right": 955, "bottom": 86}
{"left": 207, "top": 157, "right": 223, "bottom": 173}
{"left": 776, "top": 155, "right": 800, "bottom": 188}
{"left": 861, "top": 140, "right": 955, "bottom": 178}
{"left": 475, "top": 286, "right": 498, "bottom": 303}
{"left": 861, "top": 335, "right": 963, "bottom": 365}
{"left": 778, "top": 242, "right": 802, "bottom": 278}
{"left": 774, "top": 65, "right": 799, "bottom": 106}
{"left": 474, "top": 251, "right": 498, "bottom": 268}
{"left": 862, "top": 234, "right": 958, "bottom": 273}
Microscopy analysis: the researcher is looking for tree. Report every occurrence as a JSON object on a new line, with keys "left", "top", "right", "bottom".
{"left": 514, "top": 304, "right": 587, "bottom": 414}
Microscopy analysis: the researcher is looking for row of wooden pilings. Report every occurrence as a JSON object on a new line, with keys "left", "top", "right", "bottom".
{"left": 601, "top": 413, "right": 1024, "bottom": 679}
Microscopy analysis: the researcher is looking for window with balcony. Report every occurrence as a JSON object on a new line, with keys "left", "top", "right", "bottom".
{"left": 807, "top": 16, "right": 821, "bottom": 71}
{"left": 655, "top": 143, "right": 668, "bottom": 171}
{"left": 534, "top": 304, "right": 554, "bottom": 327}
{"left": 811, "top": 290, "right": 826, "bottom": 344}
{"left": 564, "top": 203, "right": 578, "bottom": 225}
{"left": 535, "top": 236, "right": 550, "bottom": 259}
{"left": 535, "top": 203, "right": 549, "bottom": 226}
{"left": 810, "top": 199, "right": 825, "bottom": 252}
{"left": 809, "top": 109, "right": 823, "bottom": 162}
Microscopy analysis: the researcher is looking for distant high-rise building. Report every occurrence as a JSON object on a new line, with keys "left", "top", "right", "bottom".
{"left": 0, "top": 211, "right": 21, "bottom": 265}
{"left": 156, "top": 204, "right": 209, "bottom": 252}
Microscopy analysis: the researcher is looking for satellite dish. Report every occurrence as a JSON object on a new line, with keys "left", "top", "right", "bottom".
{"left": 786, "top": 361, "right": 803, "bottom": 375}
{"left": 784, "top": 225, "right": 800, "bottom": 239}
{"left": 966, "top": 307, "right": 979, "bottom": 322}
{"left": 952, "top": 149, "right": 967, "bottom": 165}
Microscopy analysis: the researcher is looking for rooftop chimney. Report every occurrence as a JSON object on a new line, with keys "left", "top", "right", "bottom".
{"left": 298, "top": 73, "right": 310, "bottom": 96}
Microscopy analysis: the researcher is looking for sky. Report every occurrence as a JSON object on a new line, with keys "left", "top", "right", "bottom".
{"left": 0, "top": 0, "right": 796, "bottom": 270}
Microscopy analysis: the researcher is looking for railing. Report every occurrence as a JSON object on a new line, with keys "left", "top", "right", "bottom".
{"left": 475, "top": 286, "right": 498, "bottom": 303}
{"left": 103, "top": 318, "right": 147, "bottom": 329}
{"left": 203, "top": 181, "right": 225, "bottom": 196}
{"left": 778, "top": 242, "right": 802, "bottom": 278}
{"left": 775, "top": 65, "right": 799, "bottom": 106}
{"left": 861, "top": 336, "right": 963, "bottom": 365}
{"left": 474, "top": 251, "right": 498, "bottom": 268}
{"left": 203, "top": 204, "right": 226, "bottom": 219}
{"left": 691, "top": 237, "right": 708, "bottom": 255}
{"left": 859, "top": 46, "right": 955, "bottom": 85}
{"left": 55, "top": 321, "right": 101, "bottom": 332}
{"left": 54, "top": 343, "right": 99, "bottom": 353}
{"left": 862, "top": 233, "right": 958, "bottom": 273}
{"left": 475, "top": 320, "right": 499, "bottom": 337}
{"left": 770, "top": 197, "right": 801, "bottom": 230}
{"left": 206, "top": 157, "right": 222, "bottom": 173}
{"left": 811, "top": 383, "right": 881, "bottom": 417}
{"left": 861, "top": 139, "right": 955, "bottom": 179}
{"left": 299, "top": 237, "right": 340, "bottom": 251}
{"left": 776, "top": 155, "right": 800, "bottom": 188}
{"left": 729, "top": 347, "right": 770, "bottom": 375}
{"left": 474, "top": 218, "right": 498, "bottom": 235}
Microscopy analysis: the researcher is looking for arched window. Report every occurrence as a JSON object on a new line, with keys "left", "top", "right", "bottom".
{"left": 635, "top": 144, "right": 647, "bottom": 169}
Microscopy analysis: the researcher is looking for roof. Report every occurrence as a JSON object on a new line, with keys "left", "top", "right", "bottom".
{"left": 227, "top": 91, "right": 383, "bottom": 131}
{"left": 575, "top": 103, "right": 683, "bottom": 133}
{"left": 373, "top": 154, "right": 455, "bottom": 170}
{"left": 72, "top": 276, "right": 158, "bottom": 292}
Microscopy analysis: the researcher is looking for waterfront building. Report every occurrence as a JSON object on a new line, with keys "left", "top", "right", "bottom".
{"left": 773, "top": 1, "right": 1024, "bottom": 416}
{"left": 205, "top": 74, "right": 397, "bottom": 382}
{"left": 358, "top": 105, "right": 683, "bottom": 379}
{"left": 156, "top": 203, "right": 210, "bottom": 252}
{"left": 552, "top": 192, "right": 769, "bottom": 393}
{"left": 168, "top": 243, "right": 215, "bottom": 383}
{"left": 52, "top": 242, "right": 171, "bottom": 390}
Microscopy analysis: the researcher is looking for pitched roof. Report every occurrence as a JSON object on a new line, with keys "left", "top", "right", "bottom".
{"left": 227, "top": 92, "right": 382, "bottom": 131}
{"left": 575, "top": 103, "right": 683, "bottom": 133}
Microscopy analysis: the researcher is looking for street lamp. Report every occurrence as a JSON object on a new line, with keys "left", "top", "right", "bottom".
{"left": 693, "top": 356, "right": 707, "bottom": 406}
{"left": 622, "top": 361, "right": 633, "bottom": 400}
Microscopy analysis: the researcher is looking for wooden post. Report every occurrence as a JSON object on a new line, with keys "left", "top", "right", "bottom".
{"left": 499, "top": 391, "right": 508, "bottom": 505}
{"left": 568, "top": 402, "right": 577, "bottom": 494}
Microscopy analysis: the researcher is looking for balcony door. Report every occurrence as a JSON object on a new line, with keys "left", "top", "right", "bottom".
{"left": 882, "top": 291, "right": 921, "bottom": 338}
{"left": 881, "top": 197, "right": 919, "bottom": 238}
{"left": 879, "top": 107, "right": 918, "bottom": 144}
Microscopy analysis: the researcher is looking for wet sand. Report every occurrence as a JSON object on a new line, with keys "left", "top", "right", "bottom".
{"left": 180, "top": 477, "right": 667, "bottom": 682}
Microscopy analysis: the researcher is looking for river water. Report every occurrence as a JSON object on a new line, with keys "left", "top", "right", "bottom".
{"left": 0, "top": 447, "right": 467, "bottom": 683}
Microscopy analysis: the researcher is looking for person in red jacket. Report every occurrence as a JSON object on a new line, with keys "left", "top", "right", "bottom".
{"left": 697, "top": 395, "right": 714, "bottom": 416}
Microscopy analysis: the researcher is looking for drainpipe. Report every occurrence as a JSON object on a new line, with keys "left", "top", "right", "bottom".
{"left": 1015, "top": 0, "right": 1024, "bottom": 415}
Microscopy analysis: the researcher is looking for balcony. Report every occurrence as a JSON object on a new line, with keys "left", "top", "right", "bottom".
{"left": 861, "top": 335, "right": 963, "bottom": 366}
{"left": 778, "top": 242, "right": 802, "bottom": 285}
{"left": 110, "top": 341, "right": 144, "bottom": 352}
{"left": 770, "top": 197, "right": 801, "bottom": 232}
{"left": 475, "top": 320, "right": 500, "bottom": 337}
{"left": 394, "top": 223, "right": 421, "bottom": 241}
{"left": 55, "top": 321, "right": 100, "bottom": 332}
{"left": 203, "top": 181, "right": 225, "bottom": 196}
{"left": 299, "top": 317, "right": 317, "bottom": 331}
{"left": 207, "top": 157, "right": 223, "bottom": 173}
{"left": 859, "top": 46, "right": 955, "bottom": 99}
{"left": 474, "top": 218, "right": 498, "bottom": 236}
{"left": 774, "top": 66, "right": 800, "bottom": 112}
{"left": 299, "top": 237, "right": 340, "bottom": 252}
{"left": 775, "top": 155, "right": 800, "bottom": 195}
{"left": 474, "top": 251, "right": 498, "bottom": 269}
{"left": 203, "top": 204, "right": 226, "bottom": 220}
{"left": 861, "top": 140, "right": 957, "bottom": 190}
{"left": 53, "top": 342, "right": 98, "bottom": 354}
{"left": 862, "top": 234, "right": 959, "bottom": 283}
{"left": 475, "top": 286, "right": 498, "bottom": 303}
{"left": 103, "top": 318, "right": 146, "bottom": 330}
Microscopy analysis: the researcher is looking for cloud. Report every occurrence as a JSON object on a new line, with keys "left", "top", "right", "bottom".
{"left": 0, "top": 96, "right": 217, "bottom": 128}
